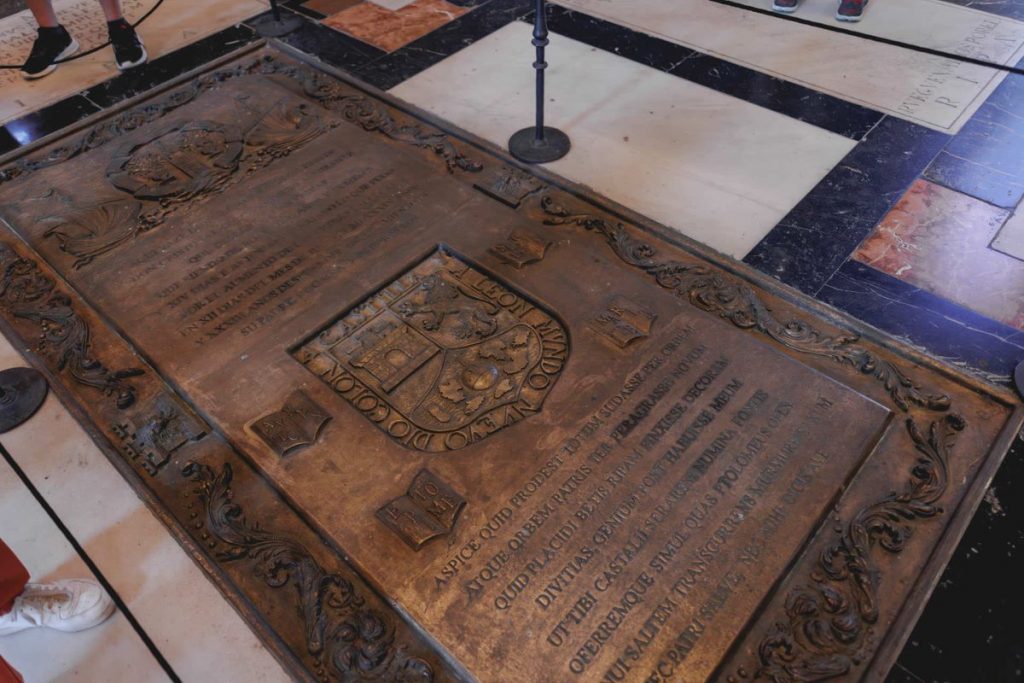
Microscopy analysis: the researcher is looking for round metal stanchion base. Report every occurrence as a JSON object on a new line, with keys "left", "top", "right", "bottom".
{"left": 250, "top": 12, "right": 305, "bottom": 37}
{"left": 1014, "top": 360, "right": 1024, "bottom": 400}
{"left": 508, "top": 127, "right": 571, "bottom": 164}
{"left": 0, "top": 368, "right": 48, "bottom": 434}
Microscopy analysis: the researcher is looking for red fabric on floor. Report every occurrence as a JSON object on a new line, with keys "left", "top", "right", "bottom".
{"left": 0, "top": 657, "right": 22, "bottom": 683}
{"left": 0, "top": 539, "right": 28, "bottom": 616}
{"left": 0, "top": 540, "right": 28, "bottom": 683}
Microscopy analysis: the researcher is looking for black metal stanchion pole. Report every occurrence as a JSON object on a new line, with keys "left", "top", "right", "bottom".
{"left": 251, "top": 0, "right": 304, "bottom": 38}
{"left": 509, "top": 0, "right": 571, "bottom": 164}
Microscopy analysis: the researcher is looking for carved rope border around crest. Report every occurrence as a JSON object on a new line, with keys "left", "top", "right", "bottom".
{"left": 540, "top": 195, "right": 965, "bottom": 682}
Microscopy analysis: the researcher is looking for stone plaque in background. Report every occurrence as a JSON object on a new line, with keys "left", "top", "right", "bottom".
{"left": 0, "top": 44, "right": 1019, "bottom": 683}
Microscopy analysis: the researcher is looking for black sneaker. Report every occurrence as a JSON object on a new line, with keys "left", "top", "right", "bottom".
{"left": 107, "top": 20, "right": 148, "bottom": 71}
{"left": 20, "top": 25, "right": 79, "bottom": 80}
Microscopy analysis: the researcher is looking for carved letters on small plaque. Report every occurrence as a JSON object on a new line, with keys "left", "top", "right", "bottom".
{"left": 488, "top": 229, "right": 551, "bottom": 270}
{"left": 250, "top": 390, "right": 331, "bottom": 456}
{"left": 591, "top": 296, "right": 657, "bottom": 348}
{"left": 294, "top": 248, "right": 568, "bottom": 452}
{"left": 377, "top": 469, "right": 466, "bottom": 550}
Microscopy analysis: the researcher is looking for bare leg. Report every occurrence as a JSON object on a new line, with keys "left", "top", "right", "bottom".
{"left": 25, "top": 0, "right": 59, "bottom": 28}
{"left": 97, "top": 0, "right": 124, "bottom": 22}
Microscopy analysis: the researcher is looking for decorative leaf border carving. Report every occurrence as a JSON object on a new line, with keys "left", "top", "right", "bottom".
{"left": 755, "top": 415, "right": 963, "bottom": 682}
{"left": 539, "top": 196, "right": 966, "bottom": 681}
{"left": 540, "top": 196, "right": 950, "bottom": 414}
{"left": 183, "top": 460, "right": 437, "bottom": 683}
{"left": 0, "top": 243, "right": 142, "bottom": 408}
{"left": 0, "top": 55, "right": 482, "bottom": 187}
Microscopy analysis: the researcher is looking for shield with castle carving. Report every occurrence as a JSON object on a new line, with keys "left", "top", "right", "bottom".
{"left": 295, "top": 249, "right": 568, "bottom": 452}
{"left": 106, "top": 120, "right": 244, "bottom": 201}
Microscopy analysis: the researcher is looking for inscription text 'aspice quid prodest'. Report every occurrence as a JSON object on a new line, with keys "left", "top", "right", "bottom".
{"left": 294, "top": 248, "right": 568, "bottom": 451}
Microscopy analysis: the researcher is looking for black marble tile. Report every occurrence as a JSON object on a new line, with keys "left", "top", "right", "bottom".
{"left": 934, "top": 0, "right": 1024, "bottom": 21}
{"left": 817, "top": 260, "right": 1024, "bottom": 383}
{"left": 83, "top": 24, "right": 259, "bottom": 109}
{"left": 0, "top": 0, "right": 19, "bottom": 20}
{"left": 924, "top": 72, "right": 1024, "bottom": 209}
{"left": 744, "top": 117, "right": 949, "bottom": 294}
{"left": 546, "top": 5, "right": 881, "bottom": 140}
{"left": 355, "top": 0, "right": 532, "bottom": 91}
{"left": 0, "top": 95, "right": 100, "bottom": 151}
{"left": 890, "top": 434, "right": 1024, "bottom": 683}
{"left": 0, "top": 128, "right": 18, "bottom": 157}
{"left": 547, "top": 5, "right": 692, "bottom": 70}
{"left": 284, "top": 0, "right": 327, "bottom": 21}
{"left": 272, "top": 11, "right": 386, "bottom": 74}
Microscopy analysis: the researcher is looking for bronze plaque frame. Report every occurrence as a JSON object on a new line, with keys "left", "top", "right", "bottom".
{"left": 0, "top": 41, "right": 1020, "bottom": 683}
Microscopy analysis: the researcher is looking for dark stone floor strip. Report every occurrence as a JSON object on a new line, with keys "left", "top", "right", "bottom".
{"left": 744, "top": 116, "right": 949, "bottom": 294}
{"left": 924, "top": 70, "right": 1024, "bottom": 209}
{"left": 817, "top": 259, "right": 1024, "bottom": 385}
{"left": 546, "top": 5, "right": 883, "bottom": 140}
{"left": 82, "top": 24, "right": 260, "bottom": 109}
{"left": 354, "top": 0, "right": 533, "bottom": 91}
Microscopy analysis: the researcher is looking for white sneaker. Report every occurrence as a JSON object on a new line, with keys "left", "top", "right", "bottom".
{"left": 0, "top": 579, "right": 115, "bottom": 636}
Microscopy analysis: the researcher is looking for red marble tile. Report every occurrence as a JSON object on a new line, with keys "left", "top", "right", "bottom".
{"left": 323, "top": 0, "right": 470, "bottom": 53}
{"left": 854, "top": 178, "right": 1024, "bottom": 331}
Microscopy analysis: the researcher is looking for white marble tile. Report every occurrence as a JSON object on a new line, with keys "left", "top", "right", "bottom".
{"left": 0, "top": 0, "right": 268, "bottom": 125}
{"left": 392, "top": 22, "right": 855, "bottom": 259}
{"left": 992, "top": 208, "right": 1024, "bottom": 261}
{"left": 557, "top": 0, "right": 1024, "bottom": 133}
{"left": 0, "top": 336, "right": 291, "bottom": 683}
{"left": 369, "top": 0, "right": 418, "bottom": 9}
{"left": 0, "top": 454, "right": 169, "bottom": 682}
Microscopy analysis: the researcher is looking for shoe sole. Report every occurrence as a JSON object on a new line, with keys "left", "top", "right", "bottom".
{"left": 772, "top": 4, "right": 799, "bottom": 11}
{"left": 20, "top": 38, "right": 80, "bottom": 80}
{"left": 116, "top": 41, "right": 148, "bottom": 71}
{"left": 835, "top": 11, "right": 864, "bottom": 20}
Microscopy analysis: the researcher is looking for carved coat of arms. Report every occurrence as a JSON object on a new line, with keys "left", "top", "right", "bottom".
{"left": 295, "top": 249, "right": 568, "bottom": 451}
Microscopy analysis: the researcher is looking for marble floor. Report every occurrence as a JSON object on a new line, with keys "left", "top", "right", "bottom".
{"left": 0, "top": 0, "right": 1022, "bottom": 680}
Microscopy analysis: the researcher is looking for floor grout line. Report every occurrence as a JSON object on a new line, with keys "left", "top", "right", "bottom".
{"left": 0, "top": 441, "right": 181, "bottom": 683}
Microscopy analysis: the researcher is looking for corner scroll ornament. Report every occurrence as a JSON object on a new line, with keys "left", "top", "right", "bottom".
{"left": 0, "top": 243, "right": 142, "bottom": 408}
{"left": 539, "top": 196, "right": 966, "bottom": 682}
{"left": 182, "top": 461, "right": 437, "bottom": 683}
{"left": 539, "top": 196, "right": 950, "bottom": 413}
{"left": 755, "top": 414, "right": 964, "bottom": 682}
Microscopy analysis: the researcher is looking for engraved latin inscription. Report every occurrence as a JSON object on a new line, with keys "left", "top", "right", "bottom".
{"left": 294, "top": 249, "right": 569, "bottom": 451}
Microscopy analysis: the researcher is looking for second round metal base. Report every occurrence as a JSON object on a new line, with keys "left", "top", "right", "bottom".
{"left": 250, "top": 12, "right": 305, "bottom": 38}
{"left": 0, "top": 367, "right": 48, "bottom": 434}
{"left": 508, "top": 127, "right": 571, "bottom": 164}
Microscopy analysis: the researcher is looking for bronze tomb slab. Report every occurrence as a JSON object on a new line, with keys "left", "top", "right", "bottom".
{"left": 0, "top": 45, "right": 1020, "bottom": 683}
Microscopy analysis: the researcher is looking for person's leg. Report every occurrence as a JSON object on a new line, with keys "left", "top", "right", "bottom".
{"left": 24, "top": 0, "right": 59, "bottom": 28}
{"left": 100, "top": 0, "right": 148, "bottom": 70}
{"left": 19, "top": 0, "right": 79, "bottom": 80}
{"left": 0, "top": 540, "right": 29, "bottom": 616}
{"left": 96, "top": 0, "right": 123, "bottom": 22}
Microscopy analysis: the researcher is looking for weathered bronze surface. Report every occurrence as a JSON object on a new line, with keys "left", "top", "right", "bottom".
{"left": 0, "top": 44, "right": 1020, "bottom": 683}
